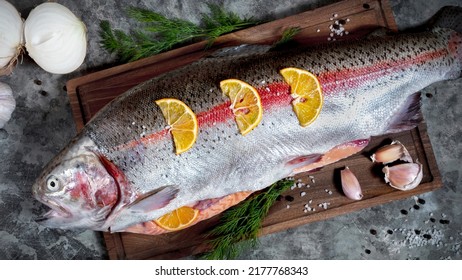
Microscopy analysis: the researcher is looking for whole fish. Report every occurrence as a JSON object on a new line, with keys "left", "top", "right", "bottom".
{"left": 33, "top": 8, "right": 462, "bottom": 233}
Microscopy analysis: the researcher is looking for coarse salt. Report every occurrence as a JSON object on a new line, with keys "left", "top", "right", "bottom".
{"left": 300, "top": 191, "right": 306, "bottom": 197}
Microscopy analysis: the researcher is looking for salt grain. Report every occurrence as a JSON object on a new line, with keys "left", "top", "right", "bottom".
{"left": 333, "top": 13, "right": 338, "bottom": 18}
{"left": 328, "top": 190, "right": 333, "bottom": 195}
{"left": 286, "top": 205, "right": 290, "bottom": 209}
{"left": 300, "top": 191, "right": 306, "bottom": 197}
{"left": 316, "top": 29, "right": 321, "bottom": 32}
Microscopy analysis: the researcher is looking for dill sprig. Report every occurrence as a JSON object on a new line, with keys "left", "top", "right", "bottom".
{"left": 271, "top": 26, "right": 301, "bottom": 49}
{"left": 201, "top": 179, "right": 294, "bottom": 260}
{"left": 100, "top": 4, "right": 257, "bottom": 62}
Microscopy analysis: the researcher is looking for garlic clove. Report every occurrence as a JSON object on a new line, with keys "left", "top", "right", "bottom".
{"left": 340, "top": 166, "right": 363, "bottom": 200}
{"left": 371, "top": 140, "right": 412, "bottom": 164}
{"left": 382, "top": 162, "right": 423, "bottom": 191}
{"left": 0, "top": 82, "right": 16, "bottom": 128}
{"left": 24, "top": 3, "right": 87, "bottom": 74}
{"left": 0, "top": 0, "right": 24, "bottom": 75}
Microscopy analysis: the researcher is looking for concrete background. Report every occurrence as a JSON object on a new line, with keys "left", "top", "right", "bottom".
{"left": 0, "top": 0, "right": 461, "bottom": 259}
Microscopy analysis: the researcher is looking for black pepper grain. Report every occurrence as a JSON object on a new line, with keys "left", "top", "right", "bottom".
{"left": 365, "top": 249, "right": 371, "bottom": 254}
{"left": 387, "top": 229, "right": 393, "bottom": 234}
{"left": 417, "top": 198, "right": 426, "bottom": 204}
{"left": 413, "top": 205, "right": 420, "bottom": 210}
{"left": 401, "top": 209, "right": 408, "bottom": 215}
{"left": 370, "top": 229, "right": 377, "bottom": 235}
{"left": 285, "top": 195, "right": 295, "bottom": 202}
{"left": 423, "top": 234, "right": 432, "bottom": 240}
{"left": 430, "top": 217, "right": 436, "bottom": 223}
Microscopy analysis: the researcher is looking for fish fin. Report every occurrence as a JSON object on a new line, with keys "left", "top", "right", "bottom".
{"left": 385, "top": 92, "right": 423, "bottom": 134}
{"left": 126, "top": 186, "right": 179, "bottom": 213}
{"left": 286, "top": 154, "right": 323, "bottom": 173}
{"left": 428, "top": 6, "right": 462, "bottom": 33}
{"left": 209, "top": 44, "right": 272, "bottom": 58}
{"left": 292, "top": 139, "right": 370, "bottom": 174}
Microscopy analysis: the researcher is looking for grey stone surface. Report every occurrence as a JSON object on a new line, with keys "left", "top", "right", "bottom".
{"left": 0, "top": 0, "right": 461, "bottom": 259}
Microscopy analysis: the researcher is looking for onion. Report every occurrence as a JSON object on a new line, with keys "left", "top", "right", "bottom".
{"left": 0, "top": 0, "right": 24, "bottom": 76}
{"left": 24, "top": 2, "right": 87, "bottom": 74}
{"left": 0, "top": 82, "right": 16, "bottom": 128}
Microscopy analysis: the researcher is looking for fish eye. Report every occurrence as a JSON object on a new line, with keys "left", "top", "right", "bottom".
{"left": 46, "top": 176, "right": 60, "bottom": 192}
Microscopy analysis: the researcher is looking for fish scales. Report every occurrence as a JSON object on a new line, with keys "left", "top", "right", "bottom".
{"left": 33, "top": 26, "right": 462, "bottom": 232}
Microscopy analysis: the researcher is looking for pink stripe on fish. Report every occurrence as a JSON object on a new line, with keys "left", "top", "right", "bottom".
{"left": 119, "top": 83, "right": 291, "bottom": 150}
{"left": 319, "top": 48, "right": 449, "bottom": 94}
{"left": 118, "top": 47, "right": 448, "bottom": 151}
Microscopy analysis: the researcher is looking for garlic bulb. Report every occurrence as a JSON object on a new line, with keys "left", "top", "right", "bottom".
{"left": 24, "top": 2, "right": 87, "bottom": 74}
{"left": 371, "top": 140, "right": 412, "bottom": 164}
{"left": 0, "top": 0, "right": 24, "bottom": 75}
{"left": 0, "top": 82, "right": 16, "bottom": 128}
{"left": 340, "top": 166, "right": 363, "bottom": 200}
{"left": 382, "top": 162, "right": 423, "bottom": 191}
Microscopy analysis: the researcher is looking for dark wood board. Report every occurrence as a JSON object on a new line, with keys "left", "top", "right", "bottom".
{"left": 66, "top": 0, "right": 442, "bottom": 260}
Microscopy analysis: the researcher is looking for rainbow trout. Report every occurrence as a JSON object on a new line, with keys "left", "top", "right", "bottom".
{"left": 33, "top": 8, "right": 462, "bottom": 233}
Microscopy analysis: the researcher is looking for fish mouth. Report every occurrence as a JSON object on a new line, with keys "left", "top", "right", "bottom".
{"left": 35, "top": 199, "right": 72, "bottom": 223}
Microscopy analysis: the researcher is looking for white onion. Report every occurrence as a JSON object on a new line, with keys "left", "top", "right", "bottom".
{"left": 24, "top": 2, "right": 87, "bottom": 74}
{"left": 0, "top": 82, "right": 16, "bottom": 128}
{"left": 0, "top": 0, "right": 24, "bottom": 75}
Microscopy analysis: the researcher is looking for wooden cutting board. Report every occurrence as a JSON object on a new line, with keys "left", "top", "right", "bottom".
{"left": 66, "top": 0, "right": 442, "bottom": 259}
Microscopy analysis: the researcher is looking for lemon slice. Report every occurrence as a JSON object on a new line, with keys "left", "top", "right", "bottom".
{"left": 280, "top": 67, "right": 323, "bottom": 127}
{"left": 155, "top": 98, "right": 198, "bottom": 154}
{"left": 154, "top": 206, "right": 199, "bottom": 231}
{"left": 219, "top": 79, "right": 263, "bottom": 135}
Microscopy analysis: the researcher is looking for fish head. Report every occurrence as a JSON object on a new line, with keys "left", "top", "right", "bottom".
{"left": 32, "top": 137, "right": 118, "bottom": 230}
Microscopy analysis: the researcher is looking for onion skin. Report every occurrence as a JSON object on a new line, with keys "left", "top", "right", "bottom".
{"left": 0, "top": 0, "right": 24, "bottom": 75}
{"left": 24, "top": 2, "right": 87, "bottom": 74}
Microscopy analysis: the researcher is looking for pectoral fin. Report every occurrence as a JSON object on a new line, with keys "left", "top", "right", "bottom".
{"left": 286, "top": 154, "right": 323, "bottom": 175}
{"left": 126, "top": 186, "right": 179, "bottom": 213}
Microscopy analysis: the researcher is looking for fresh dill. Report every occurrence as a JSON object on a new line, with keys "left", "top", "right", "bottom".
{"left": 201, "top": 179, "right": 294, "bottom": 260}
{"left": 271, "top": 26, "right": 302, "bottom": 49}
{"left": 100, "top": 4, "right": 257, "bottom": 62}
